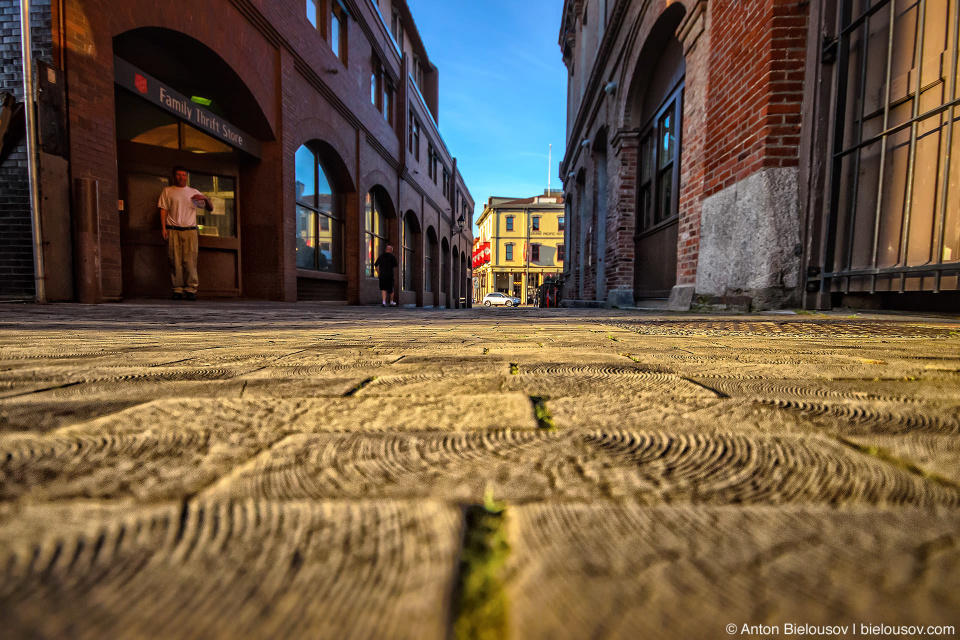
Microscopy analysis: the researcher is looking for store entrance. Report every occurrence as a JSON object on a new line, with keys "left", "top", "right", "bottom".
{"left": 118, "top": 143, "right": 241, "bottom": 298}
{"left": 116, "top": 91, "right": 242, "bottom": 299}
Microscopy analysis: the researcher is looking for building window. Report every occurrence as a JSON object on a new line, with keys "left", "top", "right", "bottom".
{"left": 531, "top": 244, "right": 540, "bottom": 261}
{"left": 408, "top": 113, "right": 420, "bottom": 160}
{"left": 331, "top": 2, "right": 347, "bottom": 63}
{"left": 412, "top": 54, "right": 423, "bottom": 90}
{"left": 442, "top": 169, "right": 450, "bottom": 197}
{"left": 428, "top": 144, "right": 436, "bottom": 180}
{"left": 390, "top": 8, "right": 403, "bottom": 47}
{"left": 383, "top": 79, "right": 394, "bottom": 125}
{"left": 557, "top": 244, "right": 565, "bottom": 262}
{"left": 372, "top": 61, "right": 394, "bottom": 125}
{"left": 307, "top": 0, "right": 317, "bottom": 28}
{"left": 505, "top": 243, "right": 514, "bottom": 261}
{"left": 558, "top": 216, "right": 565, "bottom": 232}
{"left": 506, "top": 216, "right": 514, "bottom": 232}
{"left": 402, "top": 215, "right": 416, "bottom": 291}
{"left": 365, "top": 190, "right": 389, "bottom": 277}
{"left": 295, "top": 144, "right": 343, "bottom": 273}
{"left": 532, "top": 216, "right": 540, "bottom": 231}
{"left": 638, "top": 92, "right": 681, "bottom": 231}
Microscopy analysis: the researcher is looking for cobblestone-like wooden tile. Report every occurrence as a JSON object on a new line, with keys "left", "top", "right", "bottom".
{"left": 506, "top": 503, "right": 960, "bottom": 639}
{"left": 0, "top": 304, "right": 958, "bottom": 637}
{"left": 0, "top": 499, "right": 460, "bottom": 640}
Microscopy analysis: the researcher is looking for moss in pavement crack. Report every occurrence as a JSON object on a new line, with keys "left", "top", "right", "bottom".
{"left": 835, "top": 436, "right": 960, "bottom": 490}
{"left": 452, "top": 493, "right": 510, "bottom": 640}
{"left": 343, "top": 377, "right": 376, "bottom": 397}
{"left": 529, "top": 396, "right": 556, "bottom": 431}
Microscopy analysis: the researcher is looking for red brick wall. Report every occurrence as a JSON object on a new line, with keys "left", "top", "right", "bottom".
{"left": 60, "top": 0, "right": 472, "bottom": 303}
{"left": 702, "top": 0, "right": 809, "bottom": 199}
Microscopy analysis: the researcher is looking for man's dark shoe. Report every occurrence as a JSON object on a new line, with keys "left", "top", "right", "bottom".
{"left": 171, "top": 292, "right": 184, "bottom": 300}
{"left": 185, "top": 291, "right": 196, "bottom": 301}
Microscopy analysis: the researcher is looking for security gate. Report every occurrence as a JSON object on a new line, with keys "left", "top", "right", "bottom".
{"left": 820, "top": 0, "right": 960, "bottom": 295}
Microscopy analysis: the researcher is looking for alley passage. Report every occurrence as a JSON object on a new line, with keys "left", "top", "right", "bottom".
{"left": 1, "top": 304, "right": 959, "bottom": 639}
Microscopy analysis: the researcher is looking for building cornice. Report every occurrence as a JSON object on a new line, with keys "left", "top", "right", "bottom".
{"left": 560, "top": 0, "right": 640, "bottom": 177}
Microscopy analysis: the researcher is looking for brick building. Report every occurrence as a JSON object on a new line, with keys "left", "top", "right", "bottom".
{"left": 473, "top": 191, "right": 565, "bottom": 304}
{"left": 559, "top": 0, "right": 959, "bottom": 311}
{"left": 1, "top": 0, "right": 474, "bottom": 306}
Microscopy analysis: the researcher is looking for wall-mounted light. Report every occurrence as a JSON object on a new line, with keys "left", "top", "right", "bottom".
{"left": 603, "top": 81, "right": 618, "bottom": 95}
{"left": 451, "top": 212, "right": 465, "bottom": 238}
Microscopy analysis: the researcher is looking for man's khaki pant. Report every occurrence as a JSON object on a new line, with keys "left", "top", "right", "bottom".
{"left": 167, "top": 229, "right": 199, "bottom": 294}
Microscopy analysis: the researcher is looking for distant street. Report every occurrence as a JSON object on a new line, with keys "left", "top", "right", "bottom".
{"left": 1, "top": 303, "right": 958, "bottom": 639}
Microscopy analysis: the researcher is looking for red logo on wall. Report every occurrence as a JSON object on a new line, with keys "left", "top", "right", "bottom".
{"left": 134, "top": 73, "right": 148, "bottom": 94}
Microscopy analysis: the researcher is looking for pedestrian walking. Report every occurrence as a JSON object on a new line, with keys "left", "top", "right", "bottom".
{"left": 375, "top": 245, "right": 399, "bottom": 307}
{"left": 159, "top": 166, "right": 213, "bottom": 301}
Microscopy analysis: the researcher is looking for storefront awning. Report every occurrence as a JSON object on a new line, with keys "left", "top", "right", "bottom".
{"left": 114, "top": 56, "right": 261, "bottom": 158}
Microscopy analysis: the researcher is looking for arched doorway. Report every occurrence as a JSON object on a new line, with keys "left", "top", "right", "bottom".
{"left": 593, "top": 128, "right": 609, "bottom": 301}
{"left": 460, "top": 252, "right": 469, "bottom": 308}
{"left": 440, "top": 237, "right": 450, "bottom": 308}
{"left": 113, "top": 27, "right": 272, "bottom": 299}
{"left": 426, "top": 226, "right": 439, "bottom": 307}
{"left": 365, "top": 186, "right": 397, "bottom": 301}
{"left": 400, "top": 210, "right": 422, "bottom": 306}
{"left": 452, "top": 247, "right": 461, "bottom": 309}
{"left": 625, "top": 6, "right": 686, "bottom": 300}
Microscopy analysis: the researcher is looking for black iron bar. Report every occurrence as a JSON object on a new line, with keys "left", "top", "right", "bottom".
{"left": 833, "top": 96, "right": 960, "bottom": 158}
{"left": 845, "top": 15, "right": 873, "bottom": 283}
{"left": 823, "top": 262, "right": 960, "bottom": 277}
{"left": 823, "top": 0, "right": 856, "bottom": 298}
{"left": 843, "top": 0, "right": 893, "bottom": 36}
{"left": 897, "top": 0, "right": 928, "bottom": 293}
{"left": 933, "top": 3, "right": 960, "bottom": 293}
{"left": 869, "top": 0, "right": 898, "bottom": 294}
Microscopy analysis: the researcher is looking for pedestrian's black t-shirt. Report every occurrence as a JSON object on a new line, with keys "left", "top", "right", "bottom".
{"left": 375, "top": 253, "right": 398, "bottom": 278}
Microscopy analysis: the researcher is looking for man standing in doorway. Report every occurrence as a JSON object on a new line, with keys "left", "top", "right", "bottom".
{"left": 375, "top": 245, "right": 399, "bottom": 307}
{"left": 159, "top": 166, "right": 212, "bottom": 301}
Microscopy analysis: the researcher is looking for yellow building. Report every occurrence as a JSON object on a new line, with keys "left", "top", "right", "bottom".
{"left": 474, "top": 191, "right": 565, "bottom": 304}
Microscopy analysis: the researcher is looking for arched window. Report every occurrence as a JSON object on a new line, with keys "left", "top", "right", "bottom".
{"left": 402, "top": 213, "right": 417, "bottom": 291}
{"left": 365, "top": 189, "right": 390, "bottom": 277}
{"left": 295, "top": 144, "right": 343, "bottom": 273}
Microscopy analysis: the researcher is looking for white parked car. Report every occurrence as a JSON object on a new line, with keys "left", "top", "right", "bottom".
{"left": 482, "top": 292, "right": 521, "bottom": 307}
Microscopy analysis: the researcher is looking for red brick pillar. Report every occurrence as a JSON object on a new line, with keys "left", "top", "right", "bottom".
{"left": 676, "top": 1, "right": 711, "bottom": 288}
{"left": 607, "top": 129, "right": 639, "bottom": 302}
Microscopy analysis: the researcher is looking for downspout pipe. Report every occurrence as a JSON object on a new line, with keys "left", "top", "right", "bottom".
{"left": 20, "top": 0, "right": 46, "bottom": 303}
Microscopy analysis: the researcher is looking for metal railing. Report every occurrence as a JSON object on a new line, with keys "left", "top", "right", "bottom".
{"left": 819, "top": 0, "right": 960, "bottom": 295}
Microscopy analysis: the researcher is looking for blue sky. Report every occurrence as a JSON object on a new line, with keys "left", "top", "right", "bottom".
{"left": 406, "top": 0, "right": 568, "bottom": 226}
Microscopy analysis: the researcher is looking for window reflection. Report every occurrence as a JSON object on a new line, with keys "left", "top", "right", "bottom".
{"left": 366, "top": 191, "right": 389, "bottom": 276}
{"left": 190, "top": 173, "right": 236, "bottom": 237}
{"left": 295, "top": 144, "right": 343, "bottom": 273}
